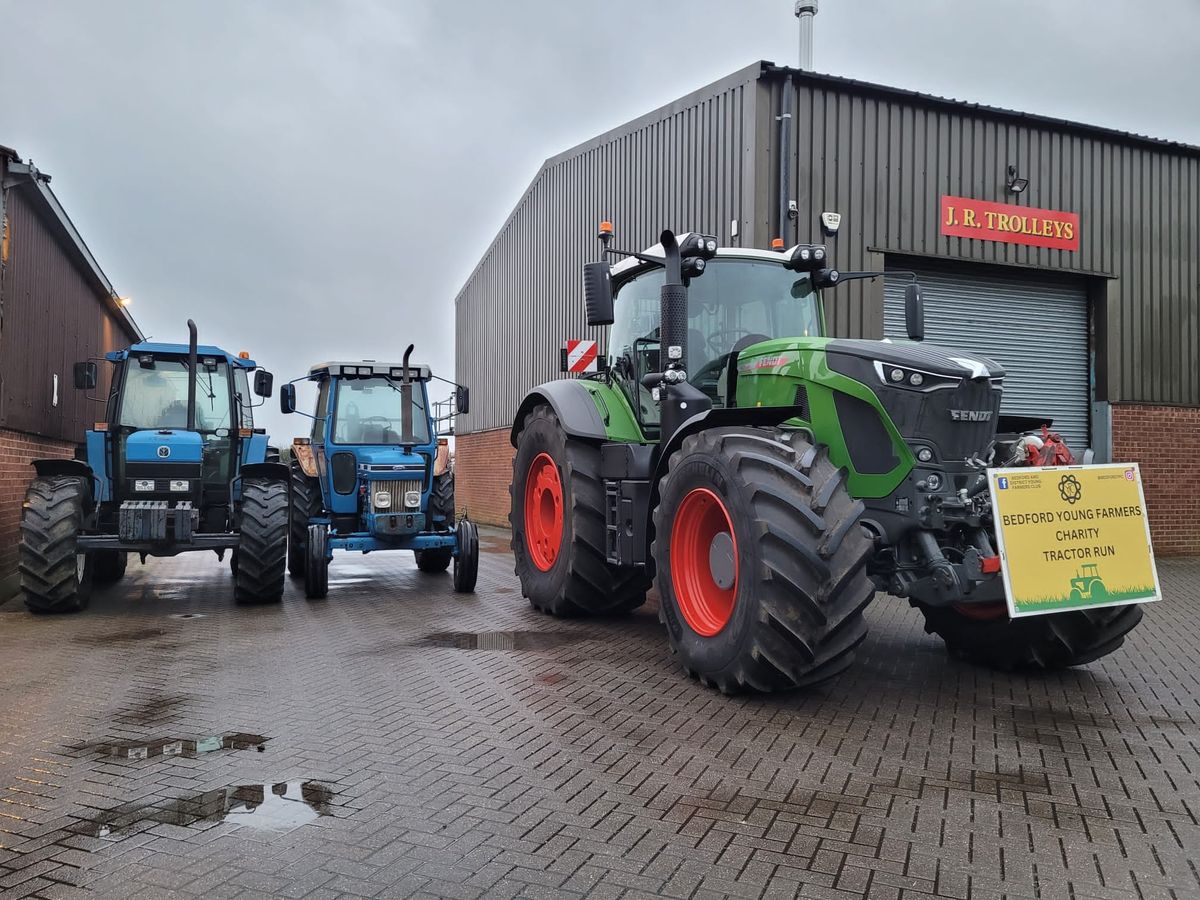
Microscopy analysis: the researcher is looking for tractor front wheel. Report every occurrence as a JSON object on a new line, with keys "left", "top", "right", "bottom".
{"left": 914, "top": 601, "right": 1143, "bottom": 670}
{"left": 414, "top": 548, "right": 452, "bottom": 573}
{"left": 453, "top": 519, "right": 479, "bottom": 593}
{"left": 653, "top": 428, "right": 875, "bottom": 693}
{"left": 235, "top": 477, "right": 288, "bottom": 605}
{"left": 510, "top": 404, "right": 650, "bottom": 616}
{"left": 304, "top": 523, "right": 329, "bottom": 600}
{"left": 94, "top": 550, "right": 128, "bottom": 585}
{"left": 19, "top": 476, "right": 93, "bottom": 614}
{"left": 288, "top": 462, "right": 321, "bottom": 578}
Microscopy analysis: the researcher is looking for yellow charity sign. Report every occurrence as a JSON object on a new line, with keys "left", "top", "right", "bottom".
{"left": 988, "top": 463, "right": 1161, "bottom": 618}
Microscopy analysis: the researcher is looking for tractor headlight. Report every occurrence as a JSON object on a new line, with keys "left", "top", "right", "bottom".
{"left": 169, "top": 480, "right": 190, "bottom": 492}
{"left": 134, "top": 479, "right": 155, "bottom": 492}
{"left": 374, "top": 491, "right": 392, "bottom": 509}
{"left": 874, "top": 362, "right": 961, "bottom": 391}
{"left": 404, "top": 490, "right": 420, "bottom": 508}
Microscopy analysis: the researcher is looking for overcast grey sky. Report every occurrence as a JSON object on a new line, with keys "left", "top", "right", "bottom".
{"left": 2, "top": 0, "right": 1197, "bottom": 440}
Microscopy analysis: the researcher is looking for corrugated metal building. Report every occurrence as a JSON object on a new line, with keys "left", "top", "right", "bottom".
{"left": 0, "top": 146, "right": 143, "bottom": 597}
{"left": 454, "top": 62, "right": 1200, "bottom": 553}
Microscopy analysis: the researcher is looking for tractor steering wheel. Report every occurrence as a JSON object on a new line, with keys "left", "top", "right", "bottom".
{"left": 706, "top": 329, "right": 754, "bottom": 353}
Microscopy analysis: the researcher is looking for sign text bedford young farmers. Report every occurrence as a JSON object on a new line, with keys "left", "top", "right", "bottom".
{"left": 940, "top": 196, "right": 1080, "bottom": 252}
{"left": 988, "top": 463, "right": 1160, "bottom": 618}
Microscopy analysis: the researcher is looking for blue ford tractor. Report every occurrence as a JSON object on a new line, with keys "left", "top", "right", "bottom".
{"left": 279, "top": 346, "right": 478, "bottom": 598}
{"left": 18, "top": 320, "right": 289, "bottom": 612}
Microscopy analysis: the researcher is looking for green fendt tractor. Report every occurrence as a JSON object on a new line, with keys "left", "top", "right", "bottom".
{"left": 509, "top": 226, "right": 1142, "bottom": 692}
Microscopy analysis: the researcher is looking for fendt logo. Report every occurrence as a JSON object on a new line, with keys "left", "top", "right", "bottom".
{"left": 157, "top": 446, "right": 171, "bottom": 458}
{"left": 949, "top": 409, "right": 993, "bottom": 422}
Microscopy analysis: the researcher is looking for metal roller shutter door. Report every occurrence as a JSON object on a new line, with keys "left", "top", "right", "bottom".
{"left": 883, "top": 265, "right": 1090, "bottom": 451}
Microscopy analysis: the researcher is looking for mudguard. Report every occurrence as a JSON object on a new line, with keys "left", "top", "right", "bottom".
{"left": 239, "top": 461, "right": 289, "bottom": 482}
{"left": 651, "top": 404, "right": 809, "bottom": 487}
{"left": 31, "top": 458, "right": 93, "bottom": 479}
{"left": 511, "top": 380, "right": 608, "bottom": 446}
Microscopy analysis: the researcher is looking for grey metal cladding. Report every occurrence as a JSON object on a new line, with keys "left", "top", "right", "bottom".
{"left": 454, "top": 64, "right": 761, "bottom": 434}
{"left": 758, "top": 67, "right": 1200, "bottom": 407}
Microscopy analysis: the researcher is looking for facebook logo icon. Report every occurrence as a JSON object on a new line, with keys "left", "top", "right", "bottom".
{"left": 997, "top": 476, "right": 1010, "bottom": 490}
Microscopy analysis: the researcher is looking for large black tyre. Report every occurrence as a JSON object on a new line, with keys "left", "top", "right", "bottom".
{"left": 288, "top": 462, "right": 321, "bottom": 578}
{"left": 429, "top": 472, "right": 455, "bottom": 530}
{"left": 510, "top": 404, "right": 650, "bottom": 616}
{"left": 93, "top": 550, "right": 128, "bottom": 585}
{"left": 914, "top": 601, "right": 1144, "bottom": 670}
{"left": 235, "top": 477, "right": 288, "bottom": 605}
{"left": 19, "top": 476, "right": 94, "bottom": 614}
{"left": 414, "top": 548, "right": 452, "bottom": 573}
{"left": 653, "top": 429, "right": 874, "bottom": 693}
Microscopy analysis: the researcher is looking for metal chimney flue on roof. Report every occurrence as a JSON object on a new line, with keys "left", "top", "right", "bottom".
{"left": 795, "top": 0, "right": 818, "bottom": 71}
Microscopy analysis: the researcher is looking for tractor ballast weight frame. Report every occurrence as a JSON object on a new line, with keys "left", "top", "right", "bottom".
{"left": 281, "top": 350, "right": 478, "bottom": 598}
{"left": 508, "top": 226, "right": 1143, "bottom": 692}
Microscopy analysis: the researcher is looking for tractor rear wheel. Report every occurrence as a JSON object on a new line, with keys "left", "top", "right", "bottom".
{"left": 653, "top": 428, "right": 874, "bottom": 693}
{"left": 288, "top": 462, "right": 321, "bottom": 578}
{"left": 914, "top": 601, "right": 1144, "bottom": 670}
{"left": 19, "top": 476, "right": 94, "bottom": 614}
{"left": 510, "top": 404, "right": 650, "bottom": 616}
{"left": 235, "top": 476, "right": 288, "bottom": 605}
{"left": 414, "top": 548, "right": 452, "bottom": 572}
{"left": 94, "top": 550, "right": 128, "bottom": 585}
{"left": 429, "top": 472, "right": 455, "bottom": 530}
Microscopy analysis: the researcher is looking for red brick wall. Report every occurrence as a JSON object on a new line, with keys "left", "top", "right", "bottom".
{"left": 456, "top": 428, "right": 515, "bottom": 527}
{"left": 1, "top": 429, "right": 76, "bottom": 580}
{"left": 1112, "top": 403, "right": 1200, "bottom": 557}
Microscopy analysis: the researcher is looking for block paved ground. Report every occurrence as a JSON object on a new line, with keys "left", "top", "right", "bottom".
{"left": 1, "top": 529, "right": 1198, "bottom": 900}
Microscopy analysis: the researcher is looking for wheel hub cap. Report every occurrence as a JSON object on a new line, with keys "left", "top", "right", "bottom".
{"left": 524, "top": 453, "right": 563, "bottom": 572}
{"left": 670, "top": 488, "right": 738, "bottom": 637}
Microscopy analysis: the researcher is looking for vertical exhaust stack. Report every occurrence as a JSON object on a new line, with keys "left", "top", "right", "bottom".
{"left": 186, "top": 319, "right": 198, "bottom": 431}
{"left": 400, "top": 343, "right": 415, "bottom": 449}
{"left": 795, "top": 0, "right": 818, "bottom": 71}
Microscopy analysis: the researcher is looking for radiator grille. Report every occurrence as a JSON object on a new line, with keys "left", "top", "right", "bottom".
{"left": 369, "top": 479, "right": 422, "bottom": 513}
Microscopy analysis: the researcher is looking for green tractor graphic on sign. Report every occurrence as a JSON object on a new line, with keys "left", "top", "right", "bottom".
{"left": 1069, "top": 564, "right": 1108, "bottom": 604}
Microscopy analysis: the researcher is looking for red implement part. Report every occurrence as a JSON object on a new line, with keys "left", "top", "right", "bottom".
{"left": 1026, "top": 425, "right": 1076, "bottom": 466}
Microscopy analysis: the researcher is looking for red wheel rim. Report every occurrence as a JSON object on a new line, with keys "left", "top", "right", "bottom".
{"left": 524, "top": 453, "right": 563, "bottom": 572}
{"left": 670, "top": 488, "right": 738, "bottom": 637}
{"left": 953, "top": 601, "right": 1008, "bottom": 621}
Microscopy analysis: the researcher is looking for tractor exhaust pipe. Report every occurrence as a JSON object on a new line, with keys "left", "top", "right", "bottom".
{"left": 400, "top": 343, "right": 414, "bottom": 447}
{"left": 186, "top": 319, "right": 198, "bottom": 431}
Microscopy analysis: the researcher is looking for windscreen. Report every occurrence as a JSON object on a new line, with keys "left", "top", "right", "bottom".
{"left": 332, "top": 376, "right": 431, "bottom": 445}
{"left": 118, "top": 359, "right": 233, "bottom": 431}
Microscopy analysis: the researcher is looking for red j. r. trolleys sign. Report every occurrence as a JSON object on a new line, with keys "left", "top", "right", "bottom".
{"left": 561, "top": 339, "right": 599, "bottom": 373}
{"left": 940, "top": 196, "right": 1080, "bottom": 252}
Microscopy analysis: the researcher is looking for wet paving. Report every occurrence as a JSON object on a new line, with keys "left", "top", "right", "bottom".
{"left": 0, "top": 527, "right": 1198, "bottom": 898}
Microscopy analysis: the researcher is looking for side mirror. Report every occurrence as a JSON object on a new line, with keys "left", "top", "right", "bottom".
{"left": 456, "top": 385, "right": 470, "bottom": 415}
{"left": 253, "top": 369, "right": 274, "bottom": 398}
{"left": 904, "top": 282, "right": 925, "bottom": 342}
{"left": 73, "top": 361, "right": 97, "bottom": 391}
{"left": 280, "top": 383, "right": 296, "bottom": 414}
{"left": 583, "top": 262, "right": 614, "bottom": 326}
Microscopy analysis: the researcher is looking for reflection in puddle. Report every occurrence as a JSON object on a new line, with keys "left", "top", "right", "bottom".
{"left": 422, "top": 630, "right": 580, "bottom": 650}
{"left": 100, "top": 732, "right": 266, "bottom": 759}
{"left": 79, "top": 781, "right": 334, "bottom": 837}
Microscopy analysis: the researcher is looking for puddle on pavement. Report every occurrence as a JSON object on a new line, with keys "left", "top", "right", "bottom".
{"left": 98, "top": 732, "right": 267, "bottom": 759}
{"left": 421, "top": 630, "right": 582, "bottom": 650}
{"left": 167, "top": 612, "right": 205, "bottom": 620}
{"left": 479, "top": 536, "right": 511, "bottom": 555}
{"left": 73, "top": 627, "right": 167, "bottom": 645}
{"left": 76, "top": 780, "right": 334, "bottom": 837}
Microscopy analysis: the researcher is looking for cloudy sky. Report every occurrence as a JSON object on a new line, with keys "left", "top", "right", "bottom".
{"left": 2, "top": 0, "right": 1197, "bottom": 439}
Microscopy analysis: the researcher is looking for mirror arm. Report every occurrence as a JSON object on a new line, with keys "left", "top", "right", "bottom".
{"left": 828, "top": 271, "right": 884, "bottom": 284}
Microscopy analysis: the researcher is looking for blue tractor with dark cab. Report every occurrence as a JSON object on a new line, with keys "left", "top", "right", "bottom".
{"left": 280, "top": 346, "right": 478, "bottom": 598}
{"left": 18, "top": 320, "right": 289, "bottom": 612}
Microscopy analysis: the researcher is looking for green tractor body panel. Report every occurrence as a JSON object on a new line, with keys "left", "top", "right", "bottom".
{"left": 579, "top": 379, "right": 645, "bottom": 443}
{"left": 733, "top": 339, "right": 915, "bottom": 498}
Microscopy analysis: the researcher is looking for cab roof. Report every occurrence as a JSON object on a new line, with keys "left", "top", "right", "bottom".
{"left": 308, "top": 361, "right": 432, "bottom": 380}
{"left": 107, "top": 342, "right": 257, "bottom": 367}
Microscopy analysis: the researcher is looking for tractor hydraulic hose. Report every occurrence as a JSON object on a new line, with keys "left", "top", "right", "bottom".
{"left": 186, "top": 319, "right": 198, "bottom": 431}
{"left": 915, "top": 530, "right": 959, "bottom": 590}
{"left": 400, "top": 343, "right": 414, "bottom": 448}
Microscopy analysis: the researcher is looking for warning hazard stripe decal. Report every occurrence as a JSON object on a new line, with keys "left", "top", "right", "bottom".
{"left": 565, "top": 340, "right": 598, "bottom": 373}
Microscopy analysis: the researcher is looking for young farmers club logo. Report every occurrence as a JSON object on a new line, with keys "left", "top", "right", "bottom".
{"left": 1058, "top": 474, "right": 1082, "bottom": 504}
